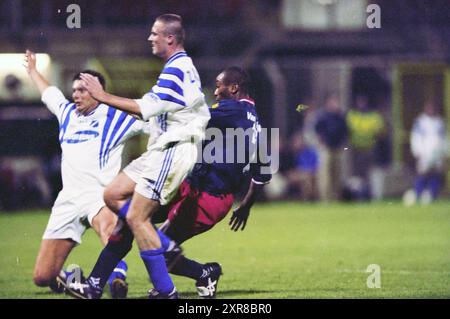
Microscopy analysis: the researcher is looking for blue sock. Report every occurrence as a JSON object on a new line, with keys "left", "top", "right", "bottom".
{"left": 428, "top": 174, "right": 441, "bottom": 199}
{"left": 107, "top": 260, "right": 128, "bottom": 286}
{"left": 88, "top": 223, "right": 133, "bottom": 291}
{"left": 140, "top": 248, "right": 174, "bottom": 295}
{"left": 139, "top": 230, "right": 174, "bottom": 295}
{"left": 118, "top": 199, "right": 131, "bottom": 220}
{"left": 156, "top": 229, "right": 171, "bottom": 250}
{"left": 414, "top": 176, "right": 426, "bottom": 198}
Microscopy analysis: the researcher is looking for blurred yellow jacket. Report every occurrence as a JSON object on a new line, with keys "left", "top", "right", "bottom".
{"left": 346, "top": 110, "right": 384, "bottom": 150}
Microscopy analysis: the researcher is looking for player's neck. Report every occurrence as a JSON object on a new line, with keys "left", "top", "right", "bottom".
{"left": 236, "top": 93, "right": 250, "bottom": 100}
{"left": 164, "top": 46, "right": 185, "bottom": 61}
{"left": 79, "top": 102, "right": 99, "bottom": 116}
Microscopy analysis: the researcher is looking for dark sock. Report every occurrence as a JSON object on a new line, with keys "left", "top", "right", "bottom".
{"left": 414, "top": 176, "right": 426, "bottom": 198}
{"left": 169, "top": 255, "right": 204, "bottom": 280}
{"left": 89, "top": 221, "right": 133, "bottom": 290}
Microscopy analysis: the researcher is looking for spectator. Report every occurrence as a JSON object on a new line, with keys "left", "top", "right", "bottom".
{"left": 289, "top": 133, "right": 318, "bottom": 201}
{"left": 410, "top": 100, "right": 448, "bottom": 203}
{"left": 315, "top": 94, "right": 348, "bottom": 201}
{"left": 265, "top": 132, "right": 318, "bottom": 201}
{"left": 346, "top": 95, "right": 385, "bottom": 198}
{"left": 370, "top": 133, "right": 391, "bottom": 200}
{"left": 302, "top": 99, "right": 319, "bottom": 147}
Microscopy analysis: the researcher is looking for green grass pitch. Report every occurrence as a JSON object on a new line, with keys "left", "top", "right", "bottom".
{"left": 0, "top": 201, "right": 449, "bottom": 299}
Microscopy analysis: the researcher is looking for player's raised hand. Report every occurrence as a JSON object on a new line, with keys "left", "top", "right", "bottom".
{"left": 80, "top": 73, "right": 105, "bottom": 101}
{"left": 24, "top": 50, "right": 37, "bottom": 74}
{"left": 229, "top": 205, "right": 250, "bottom": 231}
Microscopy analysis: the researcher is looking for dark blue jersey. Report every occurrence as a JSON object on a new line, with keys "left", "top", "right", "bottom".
{"left": 187, "top": 98, "right": 271, "bottom": 196}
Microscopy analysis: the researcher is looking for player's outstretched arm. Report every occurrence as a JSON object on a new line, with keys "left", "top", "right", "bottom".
{"left": 24, "top": 50, "right": 50, "bottom": 94}
{"left": 229, "top": 181, "right": 265, "bottom": 232}
{"left": 80, "top": 73, "right": 142, "bottom": 118}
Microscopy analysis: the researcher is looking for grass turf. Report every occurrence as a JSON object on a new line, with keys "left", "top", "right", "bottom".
{"left": 0, "top": 201, "right": 449, "bottom": 299}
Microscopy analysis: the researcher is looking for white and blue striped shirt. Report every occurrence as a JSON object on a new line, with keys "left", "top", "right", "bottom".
{"left": 135, "top": 51, "right": 210, "bottom": 149}
{"left": 42, "top": 86, "right": 146, "bottom": 197}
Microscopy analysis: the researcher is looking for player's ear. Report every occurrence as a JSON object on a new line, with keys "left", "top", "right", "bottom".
{"left": 230, "top": 83, "right": 239, "bottom": 95}
{"left": 167, "top": 34, "right": 175, "bottom": 45}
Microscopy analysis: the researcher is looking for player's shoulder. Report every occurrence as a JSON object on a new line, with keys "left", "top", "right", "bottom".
{"left": 91, "top": 103, "right": 111, "bottom": 116}
{"left": 43, "top": 85, "right": 65, "bottom": 97}
{"left": 41, "top": 86, "right": 69, "bottom": 105}
{"left": 95, "top": 104, "right": 133, "bottom": 120}
{"left": 239, "top": 98, "right": 259, "bottom": 117}
{"left": 165, "top": 52, "right": 193, "bottom": 70}
{"left": 211, "top": 99, "right": 259, "bottom": 122}
{"left": 239, "top": 98, "right": 256, "bottom": 108}
{"left": 211, "top": 99, "right": 239, "bottom": 112}
{"left": 212, "top": 99, "right": 256, "bottom": 112}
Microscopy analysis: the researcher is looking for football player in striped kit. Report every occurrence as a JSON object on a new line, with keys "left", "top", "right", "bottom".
{"left": 68, "top": 14, "right": 210, "bottom": 299}
{"left": 24, "top": 50, "right": 146, "bottom": 297}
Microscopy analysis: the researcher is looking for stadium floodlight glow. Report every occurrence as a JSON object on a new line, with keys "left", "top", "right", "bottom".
{"left": 0, "top": 53, "right": 51, "bottom": 75}
{"left": 0, "top": 53, "right": 52, "bottom": 101}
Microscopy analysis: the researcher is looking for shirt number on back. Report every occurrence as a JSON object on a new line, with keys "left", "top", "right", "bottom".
{"left": 187, "top": 69, "right": 201, "bottom": 89}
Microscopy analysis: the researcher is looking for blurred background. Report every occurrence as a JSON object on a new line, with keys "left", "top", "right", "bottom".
{"left": 0, "top": 0, "right": 449, "bottom": 210}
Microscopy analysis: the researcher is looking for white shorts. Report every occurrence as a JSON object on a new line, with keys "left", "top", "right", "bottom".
{"left": 123, "top": 141, "right": 198, "bottom": 205}
{"left": 42, "top": 190, "right": 105, "bottom": 244}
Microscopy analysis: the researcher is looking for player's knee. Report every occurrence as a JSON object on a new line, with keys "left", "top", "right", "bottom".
{"left": 93, "top": 209, "right": 118, "bottom": 245}
{"left": 100, "top": 228, "right": 113, "bottom": 245}
{"left": 103, "top": 214, "right": 117, "bottom": 237}
{"left": 104, "top": 187, "right": 120, "bottom": 211}
{"left": 33, "top": 271, "right": 52, "bottom": 287}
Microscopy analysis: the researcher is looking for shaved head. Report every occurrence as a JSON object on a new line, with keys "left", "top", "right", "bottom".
{"left": 155, "top": 14, "right": 185, "bottom": 45}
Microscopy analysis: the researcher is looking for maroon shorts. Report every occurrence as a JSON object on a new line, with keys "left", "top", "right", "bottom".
{"left": 164, "top": 180, "right": 234, "bottom": 243}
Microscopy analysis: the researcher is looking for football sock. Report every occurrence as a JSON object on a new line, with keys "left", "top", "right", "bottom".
{"left": 118, "top": 199, "right": 131, "bottom": 219}
{"left": 156, "top": 228, "right": 171, "bottom": 248}
{"left": 414, "top": 176, "right": 426, "bottom": 198}
{"left": 107, "top": 260, "right": 128, "bottom": 286}
{"left": 429, "top": 174, "right": 441, "bottom": 199}
{"left": 139, "top": 229, "right": 174, "bottom": 295}
{"left": 88, "top": 223, "right": 133, "bottom": 291}
{"left": 168, "top": 255, "right": 204, "bottom": 280}
{"left": 140, "top": 249, "right": 174, "bottom": 295}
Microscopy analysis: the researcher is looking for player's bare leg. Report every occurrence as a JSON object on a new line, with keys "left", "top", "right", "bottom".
{"left": 91, "top": 206, "right": 118, "bottom": 245}
{"left": 104, "top": 172, "right": 136, "bottom": 213}
{"left": 126, "top": 192, "right": 161, "bottom": 249}
{"left": 33, "top": 239, "right": 75, "bottom": 287}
